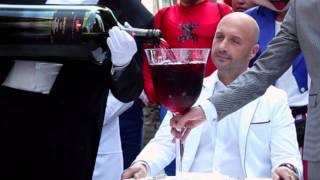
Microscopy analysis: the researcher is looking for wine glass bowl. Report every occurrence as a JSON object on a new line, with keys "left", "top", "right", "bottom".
{"left": 145, "top": 48, "right": 210, "bottom": 115}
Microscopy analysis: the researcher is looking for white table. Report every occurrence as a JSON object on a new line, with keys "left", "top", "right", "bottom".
{"left": 129, "top": 172, "right": 272, "bottom": 180}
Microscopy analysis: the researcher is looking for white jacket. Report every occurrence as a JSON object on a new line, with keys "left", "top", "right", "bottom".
{"left": 135, "top": 71, "right": 303, "bottom": 179}
{"left": 93, "top": 91, "right": 133, "bottom": 180}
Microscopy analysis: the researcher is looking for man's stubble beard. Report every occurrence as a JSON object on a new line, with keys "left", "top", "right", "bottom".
{"left": 180, "top": 0, "right": 202, "bottom": 6}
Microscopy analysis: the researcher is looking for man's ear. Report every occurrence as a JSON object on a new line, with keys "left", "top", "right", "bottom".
{"left": 249, "top": 44, "right": 260, "bottom": 60}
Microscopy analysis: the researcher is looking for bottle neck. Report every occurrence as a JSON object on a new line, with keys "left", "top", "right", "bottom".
{"left": 117, "top": 23, "right": 161, "bottom": 45}
{"left": 120, "top": 26, "right": 161, "bottom": 38}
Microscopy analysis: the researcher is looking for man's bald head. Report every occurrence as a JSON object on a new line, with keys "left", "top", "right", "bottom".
{"left": 219, "top": 12, "right": 260, "bottom": 45}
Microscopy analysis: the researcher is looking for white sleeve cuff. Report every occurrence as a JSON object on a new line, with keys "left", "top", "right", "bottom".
{"left": 199, "top": 99, "right": 218, "bottom": 122}
{"left": 110, "top": 63, "right": 129, "bottom": 75}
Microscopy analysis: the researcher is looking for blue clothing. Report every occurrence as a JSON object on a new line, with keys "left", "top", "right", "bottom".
{"left": 246, "top": 6, "right": 308, "bottom": 93}
{"left": 119, "top": 100, "right": 144, "bottom": 169}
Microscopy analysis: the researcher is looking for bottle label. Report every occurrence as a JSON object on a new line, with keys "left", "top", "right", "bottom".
{"left": 51, "top": 10, "right": 85, "bottom": 44}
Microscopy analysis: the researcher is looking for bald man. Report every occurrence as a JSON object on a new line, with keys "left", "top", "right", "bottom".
{"left": 122, "top": 13, "right": 302, "bottom": 180}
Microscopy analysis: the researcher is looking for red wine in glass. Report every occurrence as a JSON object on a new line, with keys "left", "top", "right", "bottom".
{"left": 157, "top": 38, "right": 178, "bottom": 62}
{"left": 150, "top": 62, "right": 205, "bottom": 114}
{"left": 159, "top": 38, "right": 170, "bottom": 49}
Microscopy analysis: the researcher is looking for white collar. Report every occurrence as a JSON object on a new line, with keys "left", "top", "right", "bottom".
{"left": 203, "top": 71, "right": 227, "bottom": 94}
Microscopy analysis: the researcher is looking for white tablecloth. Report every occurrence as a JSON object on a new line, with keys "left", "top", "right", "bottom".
{"left": 129, "top": 172, "right": 272, "bottom": 180}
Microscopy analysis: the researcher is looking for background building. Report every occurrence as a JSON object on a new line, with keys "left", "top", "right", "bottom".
{"left": 141, "top": 0, "right": 177, "bottom": 14}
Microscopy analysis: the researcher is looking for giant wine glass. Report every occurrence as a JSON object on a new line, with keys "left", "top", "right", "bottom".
{"left": 145, "top": 48, "right": 210, "bottom": 179}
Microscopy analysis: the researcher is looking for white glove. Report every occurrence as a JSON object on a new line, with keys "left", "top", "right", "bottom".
{"left": 107, "top": 26, "right": 137, "bottom": 67}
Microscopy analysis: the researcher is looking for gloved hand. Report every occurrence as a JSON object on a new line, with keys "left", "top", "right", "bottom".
{"left": 107, "top": 26, "right": 137, "bottom": 67}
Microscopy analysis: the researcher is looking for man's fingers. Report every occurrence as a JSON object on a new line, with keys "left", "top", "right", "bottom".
{"left": 272, "top": 172, "right": 281, "bottom": 180}
{"left": 169, "top": 116, "right": 177, "bottom": 127}
{"left": 181, "top": 128, "right": 191, "bottom": 142}
{"left": 121, "top": 169, "right": 134, "bottom": 179}
{"left": 185, "top": 120, "right": 198, "bottom": 129}
{"left": 134, "top": 170, "right": 146, "bottom": 179}
{"left": 176, "top": 117, "right": 188, "bottom": 129}
{"left": 171, "top": 128, "right": 191, "bottom": 143}
{"left": 170, "top": 115, "right": 187, "bottom": 129}
{"left": 170, "top": 106, "right": 206, "bottom": 129}
{"left": 171, "top": 127, "right": 182, "bottom": 139}
{"left": 170, "top": 115, "right": 182, "bottom": 127}
{"left": 273, "top": 167, "right": 298, "bottom": 180}
{"left": 170, "top": 107, "right": 207, "bottom": 143}
{"left": 121, "top": 166, "right": 143, "bottom": 180}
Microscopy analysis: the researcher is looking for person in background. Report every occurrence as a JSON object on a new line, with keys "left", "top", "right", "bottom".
{"left": 231, "top": 0, "right": 257, "bottom": 12}
{"left": 122, "top": 13, "right": 302, "bottom": 180}
{"left": 224, "top": 0, "right": 232, "bottom": 6}
{"left": 170, "top": 0, "right": 320, "bottom": 179}
{"left": 0, "top": 0, "right": 142, "bottom": 180}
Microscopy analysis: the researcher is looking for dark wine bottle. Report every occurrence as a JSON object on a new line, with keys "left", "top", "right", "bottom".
{"left": 0, "top": 4, "right": 161, "bottom": 64}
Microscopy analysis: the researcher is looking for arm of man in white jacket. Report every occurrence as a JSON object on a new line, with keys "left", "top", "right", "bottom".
{"left": 121, "top": 111, "right": 176, "bottom": 179}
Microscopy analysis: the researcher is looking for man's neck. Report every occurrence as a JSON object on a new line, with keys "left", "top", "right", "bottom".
{"left": 217, "top": 71, "right": 244, "bottom": 86}
{"left": 276, "top": 11, "right": 287, "bottom": 22}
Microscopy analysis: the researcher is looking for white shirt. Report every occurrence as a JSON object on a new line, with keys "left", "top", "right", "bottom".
{"left": 2, "top": 0, "right": 99, "bottom": 94}
{"left": 274, "top": 20, "right": 309, "bottom": 107}
{"left": 2, "top": 61, "right": 62, "bottom": 94}
{"left": 190, "top": 74, "right": 244, "bottom": 177}
{"left": 190, "top": 117, "right": 216, "bottom": 172}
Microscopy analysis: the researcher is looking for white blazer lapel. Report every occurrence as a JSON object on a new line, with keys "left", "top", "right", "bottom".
{"left": 182, "top": 124, "right": 204, "bottom": 171}
{"left": 238, "top": 99, "right": 261, "bottom": 174}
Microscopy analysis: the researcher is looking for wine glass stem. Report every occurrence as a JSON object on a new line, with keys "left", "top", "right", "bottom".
{"left": 175, "top": 128, "right": 184, "bottom": 180}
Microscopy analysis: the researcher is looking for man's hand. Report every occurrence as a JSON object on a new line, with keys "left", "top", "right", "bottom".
{"left": 107, "top": 26, "right": 137, "bottom": 67}
{"left": 121, "top": 164, "right": 147, "bottom": 180}
{"left": 170, "top": 106, "right": 207, "bottom": 142}
{"left": 272, "top": 166, "right": 298, "bottom": 180}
